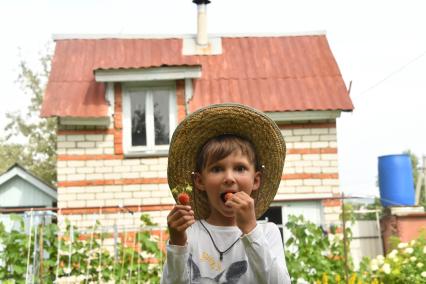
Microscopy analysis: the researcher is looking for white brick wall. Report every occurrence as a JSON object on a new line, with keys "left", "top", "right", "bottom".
{"left": 276, "top": 123, "right": 341, "bottom": 226}
{"left": 57, "top": 184, "right": 173, "bottom": 209}
{"left": 58, "top": 134, "right": 115, "bottom": 155}
{"left": 57, "top": 157, "right": 167, "bottom": 182}
{"left": 56, "top": 122, "right": 341, "bottom": 230}
{"left": 57, "top": 210, "right": 170, "bottom": 230}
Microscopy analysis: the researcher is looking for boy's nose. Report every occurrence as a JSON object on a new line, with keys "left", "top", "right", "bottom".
{"left": 223, "top": 169, "right": 236, "bottom": 184}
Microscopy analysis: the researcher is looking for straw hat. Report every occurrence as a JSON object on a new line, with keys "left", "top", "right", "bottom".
{"left": 167, "top": 103, "right": 286, "bottom": 219}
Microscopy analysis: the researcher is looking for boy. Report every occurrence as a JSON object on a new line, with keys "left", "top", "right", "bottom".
{"left": 162, "top": 104, "right": 291, "bottom": 283}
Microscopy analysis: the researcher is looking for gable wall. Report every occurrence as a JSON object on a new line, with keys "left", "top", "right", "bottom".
{"left": 0, "top": 177, "right": 55, "bottom": 207}
{"left": 56, "top": 81, "right": 341, "bottom": 229}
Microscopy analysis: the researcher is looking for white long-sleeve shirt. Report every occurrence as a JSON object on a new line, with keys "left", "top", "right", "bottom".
{"left": 161, "top": 220, "right": 291, "bottom": 283}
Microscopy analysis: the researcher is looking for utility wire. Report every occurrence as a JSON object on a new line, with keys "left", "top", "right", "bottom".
{"left": 360, "top": 49, "right": 426, "bottom": 95}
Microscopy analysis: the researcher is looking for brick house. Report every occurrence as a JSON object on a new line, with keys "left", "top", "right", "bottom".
{"left": 40, "top": 28, "right": 353, "bottom": 233}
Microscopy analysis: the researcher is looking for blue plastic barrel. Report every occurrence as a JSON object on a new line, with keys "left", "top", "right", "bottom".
{"left": 378, "top": 154, "right": 415, "bottom": 207}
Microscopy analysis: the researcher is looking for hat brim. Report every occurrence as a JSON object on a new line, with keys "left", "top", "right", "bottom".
{"left": 167, "top": 103, "right": 286, "bottom": 219}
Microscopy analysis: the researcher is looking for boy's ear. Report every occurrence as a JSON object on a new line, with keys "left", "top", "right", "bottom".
{"left": 193, "top": 172, "right": 206, "bottom": 191}
{"left": 252, "top": 171, "right": 261, "bottom": 191}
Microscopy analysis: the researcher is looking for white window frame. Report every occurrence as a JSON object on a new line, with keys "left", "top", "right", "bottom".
{"left": 122, "top": 82, "right": 177, "bottom": 157}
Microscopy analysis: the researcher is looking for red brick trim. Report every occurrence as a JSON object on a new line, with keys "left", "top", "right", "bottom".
{"left": 176, "top": 80, "right": 186, "bottom": 122}
{"left": 58, "top": 154, "right": 124, "bottom": 161}
{"left": 282, "top": 173, "right": 339, "bottom": 180}
{"left": 57, "top": 147, "right": 336, "bottom": 161}
{"left": 114, "top": 83, "right": 123, "bottom": 155}
{"left": 278, "top": 122, "right": 336, "bottom": 129}
{"left": 57, "top": 177, "right": 168, "bottom": 187}
{"left": 59, "top": 204, "right": 173, "bottom": 215}
{"left": 58, "top": 173, "right": 337, "bottom": 187}
{"left": 287, "top": 148, "right": 337, "bottom": 154}
{"left": 322, "top": 199, "right": 342, "bottom": 207}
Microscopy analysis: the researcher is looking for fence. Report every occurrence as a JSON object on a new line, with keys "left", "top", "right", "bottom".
{"left": 0, "top": 211, "right": 166, "bottom": 283}
{"left": 1, "top": 208, "right": 385, "bottom": 283}
{"left": 350, "top": 219, "right": 383, "bottom": 270}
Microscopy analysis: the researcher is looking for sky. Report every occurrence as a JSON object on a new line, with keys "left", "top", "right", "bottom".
{"left": 1, "top": 0, "right": 425, "bottom": 198}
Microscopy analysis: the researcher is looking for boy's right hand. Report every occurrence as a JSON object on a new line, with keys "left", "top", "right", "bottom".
{"left": 167, "top": 205, "right": 195, "bottom": 246}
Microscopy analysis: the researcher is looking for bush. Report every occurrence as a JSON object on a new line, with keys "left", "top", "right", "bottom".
{"left": 356, "top": 233, "right": 426, "bottom": 283}
{"left": 285, "top": 215, "right": 353, "bottom": 283}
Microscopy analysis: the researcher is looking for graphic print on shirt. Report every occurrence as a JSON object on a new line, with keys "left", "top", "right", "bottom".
{"left": 189, "top": 254, "right": 247, "bottom": 283}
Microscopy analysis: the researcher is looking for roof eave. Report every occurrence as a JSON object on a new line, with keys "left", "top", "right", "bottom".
{"left": 266, "top": 110, "right": 344, "bottom": 123}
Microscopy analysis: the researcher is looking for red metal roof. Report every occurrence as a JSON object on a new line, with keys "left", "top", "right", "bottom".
{"left": 41, "top": 35, "right": 353, "bottom": 117}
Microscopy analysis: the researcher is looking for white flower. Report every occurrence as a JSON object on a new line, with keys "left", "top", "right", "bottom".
{"left": 383, "top": 263, "right": 391, "bottom": 274}
{"left": 410, "top": 256, "right": 417, "bottom": 262}
{"left": 398, "top": 242, "right": 408, "bottom": 249}
{"left": 422, "top": 271, "right": 426, "bottom": 278}
{"left": 417, "top": 263, "right": 424, "bottom": 268}
{"left": 404, "top": 247, "right": 414, "bottom": 254}
{"left": 377, "top": 255, "right": 385, "bottom": 265}
{"left": 410, "top": 240, "right": 416, "bottom": 246}
{"left": 423, "top": 246, "right": 426, "bottom": 254}
{"left": 371, "top": 263, "right": 379, "bottom": 271}
{"left": 388, "top": 249, "right": 398, "bottom": 258}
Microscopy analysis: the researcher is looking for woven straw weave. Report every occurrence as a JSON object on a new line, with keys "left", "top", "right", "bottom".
{"left": 167, "top": 103, "right": 286, "bottom": 219}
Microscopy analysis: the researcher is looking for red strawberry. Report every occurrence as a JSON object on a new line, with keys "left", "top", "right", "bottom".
{"left": 178, "top": 192, "right": 190, "bottom": 205}
{"left": 224, "top": 192, "right": 234, "bottom": 202}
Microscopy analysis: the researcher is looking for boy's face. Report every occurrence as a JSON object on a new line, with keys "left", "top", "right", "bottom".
{"left": 194, "top": 149, "right": 261, "bottom": 222}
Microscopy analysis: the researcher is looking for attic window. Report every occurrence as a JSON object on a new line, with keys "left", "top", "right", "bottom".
{"left": 122, "top": 83, "right": 176, "bottom": 157}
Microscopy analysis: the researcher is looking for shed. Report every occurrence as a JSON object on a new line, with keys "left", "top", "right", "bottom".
{"left": 0, "top": 164, "right": 57, "bottom": 208}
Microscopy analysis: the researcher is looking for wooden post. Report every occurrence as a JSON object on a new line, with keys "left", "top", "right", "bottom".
{"left": 39, "top": 225, "right": 44, "bottom": 283}
{"left": 415, "top": 156, "right": 426, "bottom": 205}
{"left": 341, "top": 193, "right": 349, "bottom": 284}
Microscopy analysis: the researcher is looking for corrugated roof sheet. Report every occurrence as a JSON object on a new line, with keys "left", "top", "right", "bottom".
{"left": 41, "top": 35, "right": 353, "bottom": 117}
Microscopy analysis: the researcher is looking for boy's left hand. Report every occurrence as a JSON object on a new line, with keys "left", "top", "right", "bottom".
{"left": 225, "top": 192, "right": 257, "bottom": 234}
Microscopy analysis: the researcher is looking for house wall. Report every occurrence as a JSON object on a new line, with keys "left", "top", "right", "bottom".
{"left": 278, "top": 122, "right": 341, "bottom": 227}
{"left": 56, "top": 80, "right": 341, "bottom": 230}
{"left": 0, "top": 177, "right": 55, "bottom": 207}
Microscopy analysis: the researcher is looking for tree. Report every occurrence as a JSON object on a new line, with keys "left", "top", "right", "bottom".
{"left": 1, "top": 46, "right": 57, "bottom": 186}
{"left": 0, "top": 141, "right": 24, "bottom": 173}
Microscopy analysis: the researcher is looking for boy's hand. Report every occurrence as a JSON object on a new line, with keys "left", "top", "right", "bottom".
{"left": 225, "top": 192, "right": 257, "bottom": 234}
{"left": 167, "top": 205, "right": 195, "bottom": 246}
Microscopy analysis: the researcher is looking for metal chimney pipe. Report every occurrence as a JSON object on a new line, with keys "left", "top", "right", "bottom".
{"left": 193, "top": 0, "right": 211, "bottom": 46}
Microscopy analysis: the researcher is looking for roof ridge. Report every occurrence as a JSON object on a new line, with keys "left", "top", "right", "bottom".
{"left": 52, "top": 30, "right": 326, "bottom": 41}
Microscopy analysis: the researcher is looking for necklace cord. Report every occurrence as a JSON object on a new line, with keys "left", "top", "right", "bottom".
{"left": 199, "top": 220, "right": 241, "bottom": 261}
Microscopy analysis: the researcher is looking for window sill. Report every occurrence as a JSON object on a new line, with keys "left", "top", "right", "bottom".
{"left": 123, "top": 149, "right": 169, "bottom": 158}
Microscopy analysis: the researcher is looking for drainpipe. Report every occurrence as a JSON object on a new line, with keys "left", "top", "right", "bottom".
{"left": 193, "top": 0, "right": 210, "bottom": 46}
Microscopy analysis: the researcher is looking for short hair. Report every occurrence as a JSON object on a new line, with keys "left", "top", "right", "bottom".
{"left": 195, "top": 134, "right": 259, "bottom": 172}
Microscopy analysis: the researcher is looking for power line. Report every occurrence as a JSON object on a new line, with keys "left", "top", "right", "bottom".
{"left": 360, "top": 49, "right": 426, "bottom": 95}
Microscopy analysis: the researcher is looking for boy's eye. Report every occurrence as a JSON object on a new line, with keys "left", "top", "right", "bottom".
{"left": 235, "top": 165, "right": 247, "bottom": 172}
{"left": 210, "top": 166, "right": 223, "bottom": 173}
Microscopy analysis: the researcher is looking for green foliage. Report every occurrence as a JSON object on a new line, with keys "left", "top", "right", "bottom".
{"left": 0, "top": 143, "right": 24, "bottom": 173}
{"left": 0, "top": 214, "right": 58, "bottom": 283}
{"left": 0, "top": 213, "right": 163, "bottom": 283}
{"left": 356, "top": 232, "right": 426, "bottom": 283}
{"left": 1, "top": 46, "right": 57, "bottom": 186}
{"left": 404, "top": 149, "right": 426, "bottom": 208}
{"left": 284, "top": 215, "right": 354, "bottom": 283}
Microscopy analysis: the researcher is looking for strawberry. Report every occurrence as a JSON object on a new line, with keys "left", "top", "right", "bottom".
{"left": 178, "top": 192, "right": 190, "bottom": 205}
{"left": 224, "top": 192, "right": 234, "bottom": 202}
